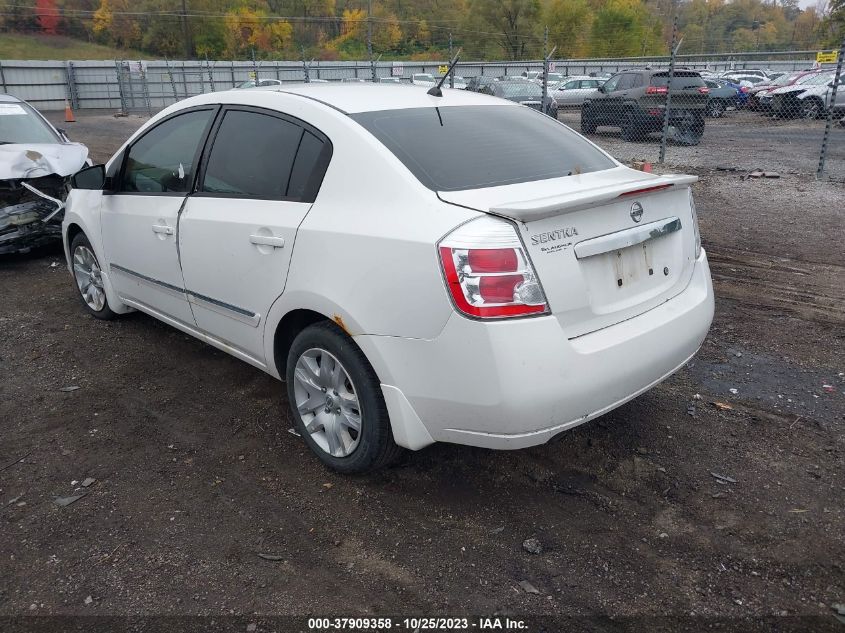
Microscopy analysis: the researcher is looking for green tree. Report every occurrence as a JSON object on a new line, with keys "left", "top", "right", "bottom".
{"left": 545, "top": 0, "right": 592, "bottom": 57}
{"left": 468, "top": 0, "right": 542, "bottom": 59}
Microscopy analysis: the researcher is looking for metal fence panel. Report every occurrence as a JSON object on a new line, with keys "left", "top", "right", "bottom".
{"left": 1, "top": 54, "right": 841, "bottom": 178}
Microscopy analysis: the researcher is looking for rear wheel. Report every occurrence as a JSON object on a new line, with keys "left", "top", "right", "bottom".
{"left": 580, "top": 106, "right": 597, "bottom": 134}
{"left": 620, "top": 114, "right": 644, "bottom": 142}
{"left": 70, "top": 232, "right": 117, "bottom": 320}
{"left": 675, "top": 112, "right": 704, "bottom": 146}
{"left": 286, "top": 321, "right": 403, "bottom": 473}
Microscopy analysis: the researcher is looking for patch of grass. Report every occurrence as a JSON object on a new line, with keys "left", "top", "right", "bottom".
{"left": 0, "top": 32, "right": 150, "bottom": 60}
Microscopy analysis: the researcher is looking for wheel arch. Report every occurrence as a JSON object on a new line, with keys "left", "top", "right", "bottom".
{"left": 272, "top": 308, "right": 332, "bottom": 381}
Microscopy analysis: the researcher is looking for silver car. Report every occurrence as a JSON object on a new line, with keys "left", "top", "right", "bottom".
{"left": 551, "top": 76, "right": 605, "bottom": 107}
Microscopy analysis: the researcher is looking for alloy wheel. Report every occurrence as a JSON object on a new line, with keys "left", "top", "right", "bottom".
{"left": 73, "top": 245, "right": 106, "bottom": 312}
{"left": 293, "top": 348, "right": 362, "bottom": 458}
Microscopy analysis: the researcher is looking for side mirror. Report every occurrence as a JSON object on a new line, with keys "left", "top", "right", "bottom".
{"left": 598, "top": 84, "right": 606, "bottom": 93}
{"left": 56, "top": 127, "right": 70, "bottom": 142}
{"left": 71, "top": 164, "right": 106, "bottom": 190}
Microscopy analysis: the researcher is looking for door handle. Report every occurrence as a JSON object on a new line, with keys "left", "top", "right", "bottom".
{"left": 151, "top": 224, "right": 174, "bottom": 236}
{"left": 249, "top": 234, "right": 285, "bottom": 249}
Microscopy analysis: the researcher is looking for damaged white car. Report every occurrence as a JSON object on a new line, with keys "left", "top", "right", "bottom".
{"left": 0, "top": 94, "right": 89, "bottom": 254}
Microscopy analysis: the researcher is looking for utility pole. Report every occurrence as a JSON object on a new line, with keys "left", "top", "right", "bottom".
{"left": 180, "top": 0, "right": 192, "bottom": 59}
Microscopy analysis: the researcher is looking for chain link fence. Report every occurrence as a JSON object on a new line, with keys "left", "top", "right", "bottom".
{"left": 1, "top": 45, "right": 842, "bottom": 179}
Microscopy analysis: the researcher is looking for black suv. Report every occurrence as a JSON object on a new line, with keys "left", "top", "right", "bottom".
{"left": 581, "top": 69, "right": 709, "bottom": 145}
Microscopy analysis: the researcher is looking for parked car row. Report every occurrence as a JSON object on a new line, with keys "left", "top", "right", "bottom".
{"left": 748, "top": 70, "right": 845, "bottom": 119}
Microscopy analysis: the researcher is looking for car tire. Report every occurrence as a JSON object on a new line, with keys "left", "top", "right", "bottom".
{"left": 286, "top": 321, "right": 403, "bottom": 474}
{"left": 70, "top": 232, "right": 117, "bottom": 320}
{"left": 707, "top": 99, "right": 726, "bottom": 118}
{"left": 620, "top": 114, "right": 643, "bottom": 142}
{"left": 801, "top": 98, "right": 823, "bottom": 120}
{"left": 580, "top": 107, "right": 597, "bottom": 134}
{"left": 675, "top": 112, "right": 704, "bottom": 146}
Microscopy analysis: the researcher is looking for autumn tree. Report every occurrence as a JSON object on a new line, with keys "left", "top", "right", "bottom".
{"left": 93, "top": 0, "right": 141, "bottom": 48}
{"left": 468, "top": 0, "right": 542, "bottom": 58}
{"left": 544, "top": 0, "right": 591, "bottom": 57}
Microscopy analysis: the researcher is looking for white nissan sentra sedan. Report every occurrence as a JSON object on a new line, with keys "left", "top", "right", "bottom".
{"left": 63, "top": 84, "right": 714, "bottom": 473}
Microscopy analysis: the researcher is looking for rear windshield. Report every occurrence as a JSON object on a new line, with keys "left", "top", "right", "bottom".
{"left": 498, "top": 82, "right": 542, "bottom": 98}
{"left": 351, "top": 105, "right": 615, "bottom": 191}
{"left": 650, "top": 72, "right": 706, "bottom": 89}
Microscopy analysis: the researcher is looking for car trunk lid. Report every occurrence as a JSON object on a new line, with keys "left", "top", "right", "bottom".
{"left": 438, "top": 166, "right": 699, "bottom": 337}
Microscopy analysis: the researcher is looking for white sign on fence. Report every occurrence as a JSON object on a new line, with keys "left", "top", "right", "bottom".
{"left": 391, "top": 62, "right": 404, "bottom": 77}
{"left": 548, "top": 62, "right": 556, "bottom": 72}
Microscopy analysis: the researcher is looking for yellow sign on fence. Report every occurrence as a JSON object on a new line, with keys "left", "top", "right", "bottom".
{"left": 438, "top": 65, "right": 449, "bottom": 75}
{"left": 816, "top": 51, "right": 838, "bottom": 64}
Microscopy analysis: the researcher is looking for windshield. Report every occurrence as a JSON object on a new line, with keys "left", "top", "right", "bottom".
{"left": 414, "top": 74, "right": 434, "bottom": 82}
{"left": 0, "top": 101, "right": 60, "bottom": 144}
{"left": 499, "top": 82, "right": 542, "bottom": 98}
{"left": 351, "top": 105, "right": 615, "bottom": 191}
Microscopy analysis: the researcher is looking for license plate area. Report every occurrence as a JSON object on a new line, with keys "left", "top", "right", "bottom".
{"left": 575, "top": 223, "right": 683, "bottom": 316}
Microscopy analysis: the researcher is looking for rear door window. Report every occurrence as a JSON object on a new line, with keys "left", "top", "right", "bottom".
{"left": 351, "top": 105, "right": 615, "bottom": 191}
{"left": 199, "top": 108, "right": 331, "bottom": 202}
{"left": 201, "top": 109, "right": 301, "bottom": 199}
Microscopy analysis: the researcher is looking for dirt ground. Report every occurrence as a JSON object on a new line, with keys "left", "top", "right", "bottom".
{"left": 0, "top": 110, "right": 842, "bottom": 630}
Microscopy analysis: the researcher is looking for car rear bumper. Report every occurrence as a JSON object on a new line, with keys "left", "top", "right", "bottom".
{"left": 356, "top": 250, "right": 714, "bottom": 450}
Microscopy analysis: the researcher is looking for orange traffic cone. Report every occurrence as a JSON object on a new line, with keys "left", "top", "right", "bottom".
{"left": 64, "top": 99, "right": 76, "bottom": 123}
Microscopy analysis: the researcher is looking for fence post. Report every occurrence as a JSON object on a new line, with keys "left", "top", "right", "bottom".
{"left": 0, "top": 61, "right": 6, "bottom": 93}
{"left": 817, "top": 37, "right": 845, "bottom": 178}
{"left": 659, "top": 12, "right": 679, "bottom": 164}
{"left": 65, "top": 61, "right": 79, "bottom": 111}
{"left": 206, "top": 55, "right": 216, "bottom": 92}
{"left": 230, "top": 61, "right": 236, "bottom": 88}
{"left": 302, "top": 47, "right": 310, "bottom": 83}
{"left": 140, "top": 61, "right": 152, "bottom": 116}
{"left": 115, "top": 60, "right": 128, "bottom": 115}
{"left": 165, "top": 58, "right": 178, "bottom": 103}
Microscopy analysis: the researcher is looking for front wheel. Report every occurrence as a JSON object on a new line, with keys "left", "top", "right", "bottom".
{"left": 801, "top": 98, "right": 823, "bottom": 120}
{"left": 70, "top": 232, "right": 117, "bottom": 320}
{"left": 707, "top": 99, "right": 726, "bottom": 118}
{"left": 286, "top": 321, "right": 403, "bottom": 473}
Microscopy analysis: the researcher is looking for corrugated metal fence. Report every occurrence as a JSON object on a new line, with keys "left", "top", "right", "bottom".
{"left": 0, "top": 56, "right": 822, "bottom": 112}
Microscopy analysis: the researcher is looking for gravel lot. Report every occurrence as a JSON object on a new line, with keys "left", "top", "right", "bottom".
{"left": 0, "top": 109, "right": 842, "bottom": 629}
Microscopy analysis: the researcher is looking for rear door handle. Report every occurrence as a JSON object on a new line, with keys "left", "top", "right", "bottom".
{"left": 249, "top": 234, "right": 285, "bottom": 249}
{"left": 151, "top": 224, "right": 174, "bottom": 236}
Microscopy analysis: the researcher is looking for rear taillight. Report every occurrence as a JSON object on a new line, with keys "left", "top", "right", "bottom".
{"left": 741, "top": 86, "right": 749, "bottom": 93}
{"left": 698, "top": 87, "right": 710, "bottom": 94}
{"left": 439, "top": 217, "right": 548, "bottom": 319}
{"left": 646, "top": 85, "right": 668, "bottom": 95}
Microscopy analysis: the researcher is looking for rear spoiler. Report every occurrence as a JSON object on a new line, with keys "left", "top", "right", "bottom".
{"left": 489, "top": 174, "right": 698, "bottom": 223}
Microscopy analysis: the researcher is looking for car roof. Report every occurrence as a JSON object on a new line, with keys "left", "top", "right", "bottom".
{"left": 208, "top": 83, "right": 516, "bottom": 114}
{"left": 0, "top": 93, "right": 23, "bottom": 103}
